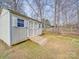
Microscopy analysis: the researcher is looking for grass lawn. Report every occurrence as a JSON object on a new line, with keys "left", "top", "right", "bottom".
{"left": 0, "top": 31, "right": 79, "bottom": 59}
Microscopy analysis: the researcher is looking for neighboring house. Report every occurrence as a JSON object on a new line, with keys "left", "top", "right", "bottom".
{"left": 0, "top": 8, "right": 43, "bottom": 46}
{"left": 42, "top": 19, "right": 51, "bottom": 30}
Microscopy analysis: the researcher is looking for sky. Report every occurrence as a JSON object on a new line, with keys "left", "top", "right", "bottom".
{"left": 0, "top": 0, "right": 79, "bottom": 25}
{"left": 23, "top": 0, "right": 79, "bottom": 25}
{"left": 23, "top": 0, "right": 55, "bottom": 25}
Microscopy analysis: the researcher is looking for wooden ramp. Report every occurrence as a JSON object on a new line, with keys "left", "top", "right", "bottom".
{"left": 30, "top": 36, "right": 48, "bottom": 46}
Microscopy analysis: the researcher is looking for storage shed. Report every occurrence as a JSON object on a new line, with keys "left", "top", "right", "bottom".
{"left": 0, "top": 8, "right": 43, "bottom": 46}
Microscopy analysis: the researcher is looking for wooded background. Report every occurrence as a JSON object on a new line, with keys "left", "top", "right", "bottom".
{"left": 0, "top": 0, "right": 79, "bottom": 34}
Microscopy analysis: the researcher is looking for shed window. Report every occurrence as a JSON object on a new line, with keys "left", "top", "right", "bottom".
{"left": 17, "top": 19, "right": 24, "bottom": 27}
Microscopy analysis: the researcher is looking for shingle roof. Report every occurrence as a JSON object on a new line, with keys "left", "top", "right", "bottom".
{"left": 8, "top": 9, "right": 42, "bottom": 23}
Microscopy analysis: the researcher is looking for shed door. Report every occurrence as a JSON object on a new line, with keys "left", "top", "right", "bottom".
{"left": 11, "top": 18, "right": 27, "bottom": 44}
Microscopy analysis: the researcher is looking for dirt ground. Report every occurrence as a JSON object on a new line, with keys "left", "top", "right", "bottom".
{"left": 0, "top": 31, "right": 79, "bottom": 59}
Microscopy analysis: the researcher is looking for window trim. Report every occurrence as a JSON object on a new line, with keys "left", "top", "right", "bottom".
{"left": 17, "top": 19, "right": 24, "bottom": 27}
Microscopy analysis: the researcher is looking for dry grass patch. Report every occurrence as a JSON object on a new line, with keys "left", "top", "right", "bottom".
{"left": 42, "top": 31, "right": 79, "bottom": 59}
{"left": 0, "top": 31, "right": 79, "bottom": 59}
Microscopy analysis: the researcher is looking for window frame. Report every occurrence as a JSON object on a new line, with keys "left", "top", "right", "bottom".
{"left": 17, "top": 19, "right": 24, "bottom": 27}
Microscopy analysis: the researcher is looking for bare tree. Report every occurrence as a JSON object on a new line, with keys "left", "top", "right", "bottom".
{"left": 76, "top": 0, "right": 79, "bottom": 29}
{"left": 54, "top": 0, "right": 61, "bottom": 33}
